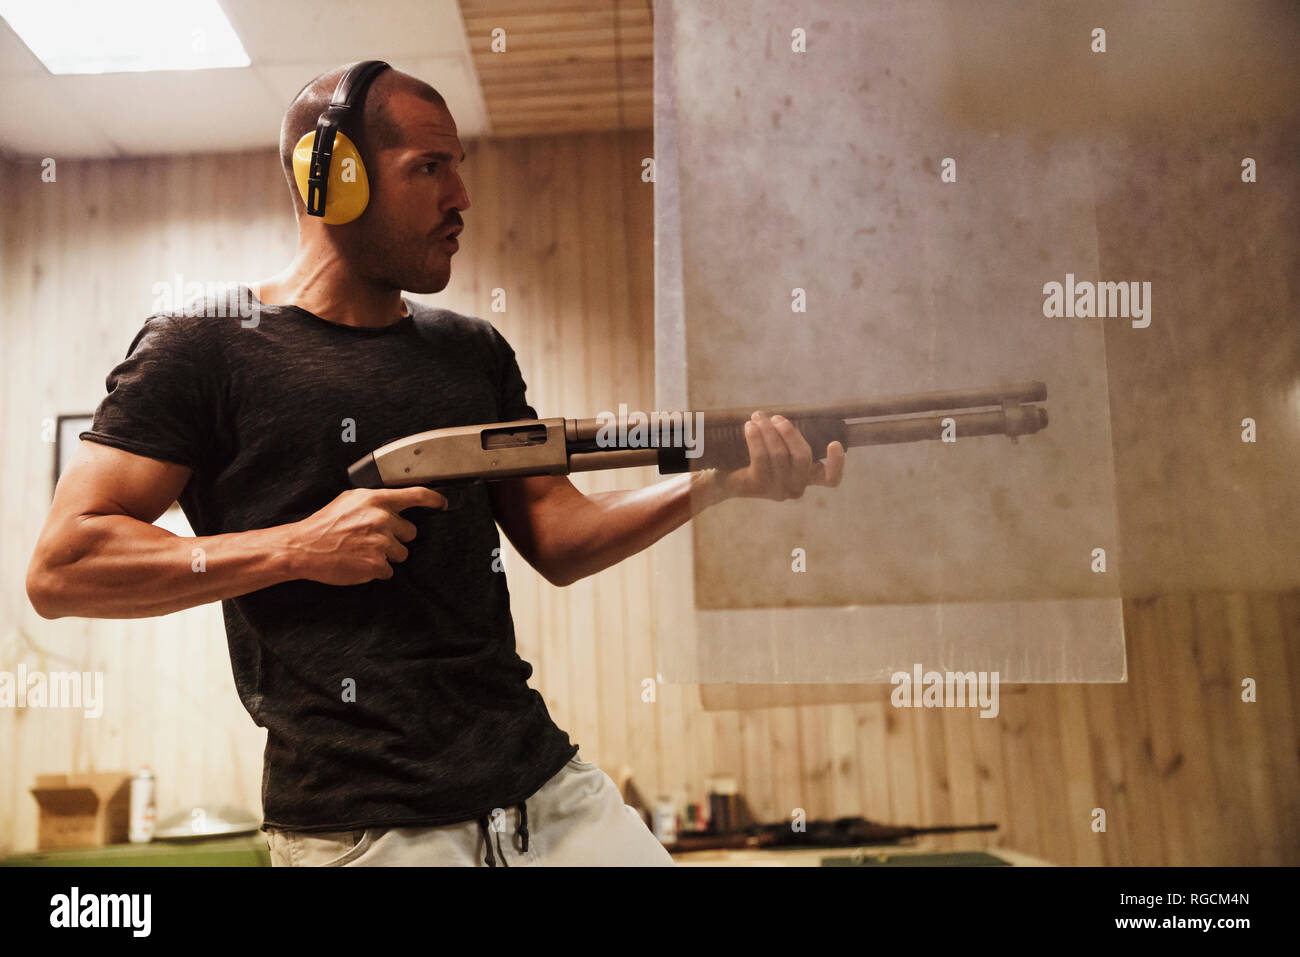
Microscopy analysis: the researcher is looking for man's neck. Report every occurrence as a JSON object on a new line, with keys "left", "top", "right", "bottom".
{"left": 252, "top": 249, "right": 409, "bottom": 329}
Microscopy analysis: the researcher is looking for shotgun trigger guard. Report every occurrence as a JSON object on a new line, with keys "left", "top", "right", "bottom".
{"left": 430, "top": 477, "right": 484, "bottom": 511}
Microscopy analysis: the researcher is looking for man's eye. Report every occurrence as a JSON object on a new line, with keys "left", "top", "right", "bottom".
{"left": 424, "top": 162, "right": 440, "bottom": 173}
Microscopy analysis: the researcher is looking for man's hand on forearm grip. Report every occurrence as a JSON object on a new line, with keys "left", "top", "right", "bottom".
{"left": 716, "top": 410, "right": 847, "bottom": 501}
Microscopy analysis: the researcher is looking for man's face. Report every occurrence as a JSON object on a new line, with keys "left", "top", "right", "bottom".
{"left": 349, "top": 88, "right": 469, "bottom": 294}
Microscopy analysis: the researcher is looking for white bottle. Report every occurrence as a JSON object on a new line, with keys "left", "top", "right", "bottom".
{"left": 652, "top": 796, "right": 678, "bottom": 845}
{"left": 129, "top": 768, "right": 156, "bottom": 843}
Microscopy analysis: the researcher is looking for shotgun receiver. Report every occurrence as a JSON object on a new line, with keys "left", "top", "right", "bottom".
{"left": 347, "top": 381, "right": 1048, "bottom": 490}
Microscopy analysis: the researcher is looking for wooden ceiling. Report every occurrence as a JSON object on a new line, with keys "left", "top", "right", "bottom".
{"left": 459, "top": 0, "right": 653, "bottom": 137}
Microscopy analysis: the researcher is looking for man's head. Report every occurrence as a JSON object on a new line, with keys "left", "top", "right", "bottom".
{"left": 278, "top": 64, "right": 469, "bottom": 294}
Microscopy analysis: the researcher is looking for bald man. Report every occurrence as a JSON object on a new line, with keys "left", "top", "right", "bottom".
{"left": 25, "top": 62, "right": 845, "bottom": 866}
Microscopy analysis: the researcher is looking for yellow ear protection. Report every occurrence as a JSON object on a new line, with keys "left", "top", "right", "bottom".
{"left": 292, "top": 59, "right": 391, "bottom": 224}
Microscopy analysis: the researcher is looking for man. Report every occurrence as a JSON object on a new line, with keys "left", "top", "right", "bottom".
{"left": 24, "top": 63, "right": 846, "bottom": 866}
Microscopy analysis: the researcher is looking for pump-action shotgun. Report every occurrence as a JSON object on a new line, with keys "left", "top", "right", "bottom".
{"left": 347, "top": 381, "right": 1047, "bottom": 491}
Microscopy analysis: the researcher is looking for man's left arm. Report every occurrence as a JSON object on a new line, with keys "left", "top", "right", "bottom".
{"left": 488, "top": 411, "right": 846, "bottom": 587}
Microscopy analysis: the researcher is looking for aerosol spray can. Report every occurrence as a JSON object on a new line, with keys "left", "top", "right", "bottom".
{"left": 129, "top": 767, "right": 156, "bottom": 843}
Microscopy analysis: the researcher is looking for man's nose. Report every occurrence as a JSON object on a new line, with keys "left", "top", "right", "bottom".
{"left": 449, "top": 171, "right": 470, "bottom": 212}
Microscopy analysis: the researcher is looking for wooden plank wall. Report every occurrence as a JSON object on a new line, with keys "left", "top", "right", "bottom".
{"left": 1, "top": 139, "right": 1296, "bottom": 863}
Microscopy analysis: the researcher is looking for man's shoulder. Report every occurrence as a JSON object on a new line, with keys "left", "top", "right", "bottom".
{"left": 139, "top": 285, "right": 262, "bottom": 345}
{"left": 407, "top": 301, "right": 494, "bottom": 335}
{"left": 406, "top": 301, "right": 511, "bottom": 352}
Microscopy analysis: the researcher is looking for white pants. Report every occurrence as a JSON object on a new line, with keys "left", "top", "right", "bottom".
{"left": 264, "top": 753, "right": 676, "bottom": 866}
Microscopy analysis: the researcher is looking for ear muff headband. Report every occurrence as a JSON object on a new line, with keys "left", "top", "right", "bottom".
{"left": 293, "top": 59, "right": 391, "bottom": 224}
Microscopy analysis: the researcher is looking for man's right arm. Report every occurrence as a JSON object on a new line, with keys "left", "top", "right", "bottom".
{"left": 25, "top": 440, "right": 446, "bottom": 620}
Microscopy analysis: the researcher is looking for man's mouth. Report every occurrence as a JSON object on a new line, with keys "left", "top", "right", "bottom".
{"left": 440, "top": 225, "right": 462, "bottom": 252}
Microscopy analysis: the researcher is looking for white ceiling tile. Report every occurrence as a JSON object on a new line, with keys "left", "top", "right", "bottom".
{"left": 0, "top": 0, "right": 484, "bottom": 156}
{"left": 221, "top": 0, "right": 470, "bottom": 62}
{"left": 0, "top": 76, "right": 118, "bottom": 156}
{"left": 60, "top": 67, "right": 283, "bottom": 155}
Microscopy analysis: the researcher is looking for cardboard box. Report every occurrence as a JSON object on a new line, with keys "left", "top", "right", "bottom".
{"left": 30, "top": 772, "right": 132, "bottom": 850}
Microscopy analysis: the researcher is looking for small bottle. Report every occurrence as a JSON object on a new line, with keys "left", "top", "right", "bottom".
{"left": 652, "top": 796, "right": 678, "bottom": 845}
{"left": 129, "top": 767, "right": 156, "bottom": 843}
{"left": 687, "top": 801, "right": 707, "bottom": 833}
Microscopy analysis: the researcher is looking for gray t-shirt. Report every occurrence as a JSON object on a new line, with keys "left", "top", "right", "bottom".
{"left": 82, "top": 289, "right": 578, "bottom": 832}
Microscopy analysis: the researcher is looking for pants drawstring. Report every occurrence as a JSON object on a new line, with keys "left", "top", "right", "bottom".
{"left": 478, "top": 813, "right": 496, "bottom": 867}
{"left": 478, "top": 801, "right": 528, "bottom": 866}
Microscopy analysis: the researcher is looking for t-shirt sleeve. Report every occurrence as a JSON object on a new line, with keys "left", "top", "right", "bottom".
{"left": 80, "top": 315, "right": 215, "bottom": 470}
{"left": 488, "top": 324, "right": 539, "bottom": 421}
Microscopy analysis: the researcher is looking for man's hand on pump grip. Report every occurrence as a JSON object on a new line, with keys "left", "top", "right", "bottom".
{"left": 719, "top": 410, "right": 847, "bottom": 502}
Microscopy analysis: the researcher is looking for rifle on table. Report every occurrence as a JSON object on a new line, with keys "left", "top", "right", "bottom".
{"left": 665, "top": 817, "right": 1000, "bottom": 854}
{"left": 347, "top": 381, "right": 1048, "bottom": 492}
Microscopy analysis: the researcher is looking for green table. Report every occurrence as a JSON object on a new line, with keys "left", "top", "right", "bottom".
{"left": 0, "top": 834, "right": 270, "bottom": 867}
